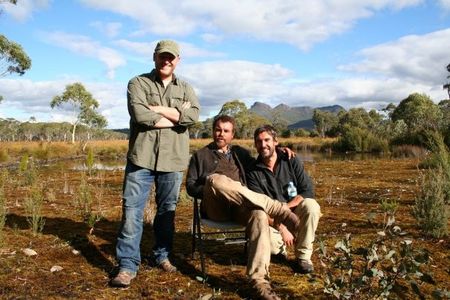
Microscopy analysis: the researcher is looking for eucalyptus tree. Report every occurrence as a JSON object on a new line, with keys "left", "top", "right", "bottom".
{"left": 391, "top": 93, "right": 442, "bottom": 133}
{"left": 1, "top": 1, "right": 31, "bottom": 103}
{"left": 217, "top": 100, "right": 271, "bottom": 138}
{"left": 0, "top": 34, "right": 32, "bottom": 103}
{"left": 50, "top": 82, "right": 107, "bottom": 143}
{"left": 312, "top": 109, "right": 339, "bottom": 138}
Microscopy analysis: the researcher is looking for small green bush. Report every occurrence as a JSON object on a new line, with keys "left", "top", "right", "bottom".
{"left": 19, "top": 154, "right": 29, "bottom": 173}
{"left": 413, "top": 167, "right": 448, "bottom": 238}
{"left": 76, "top": 175, "right": 93, "bottom": 222}
{"left": 24, "top": 184, "right": 46, "bottom": 235}
{"left": 76, "top": 174, "right": 103, "bottom": 233}
{"left": 333, "top": 127, "right": 389, "bottom": 153}
{"left": 85, "top": 147, "right": 95, "bottom": 176}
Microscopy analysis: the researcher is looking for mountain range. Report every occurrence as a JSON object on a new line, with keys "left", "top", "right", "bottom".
{"left": 249, "top": 102, "right": 344, "bottom": 129}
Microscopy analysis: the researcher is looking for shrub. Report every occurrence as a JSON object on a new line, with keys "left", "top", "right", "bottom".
{"left": 391, "top": 145, "right": 428, "bottom": 159}
{"left": 333, "top": 127, "right": 389, "bottom": 153}
{"left": 24, "top": 184, "right": 46, "bottom": 235}
{"left": 85, "top": 147, "right": 95, "bottom": 176}
{"left": 413, "top": 167, "right": 448, "bottom": 238}
{"left": 294, "top": 128, "right": 310, "bottom": 137}
{"left": 19, "top": 154, "right": 29, "bottom": 173}
{"left": 76, "top": 174, "right": 102, "bottom": 233}
{"left": 320, "top": 233, "right": 433, "bottom": 299}
{"left": 76, "top": 175, "right": 93, "bottom": 222}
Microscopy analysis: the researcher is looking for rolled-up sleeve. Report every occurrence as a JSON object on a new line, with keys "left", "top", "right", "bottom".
{"left": 127, "top": 78, "right": 162, "bottom": 127}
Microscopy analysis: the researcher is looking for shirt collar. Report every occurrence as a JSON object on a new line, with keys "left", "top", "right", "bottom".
{"left": 149, "top": 69, "right": 178, "bottom": 85}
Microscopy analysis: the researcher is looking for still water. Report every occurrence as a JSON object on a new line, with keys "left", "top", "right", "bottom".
{"left": 69, "top": 150, "right": 393, "bottom": 171}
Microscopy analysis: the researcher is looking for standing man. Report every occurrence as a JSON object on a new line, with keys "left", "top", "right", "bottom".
{"left": 111, "top": 40, "right": 200, "bottom": 287}
{"left": 247, "top": 125, "right": 321, "bottom": 274}
{"left": 187, "top": 115, "right": 300, "bottom": 300}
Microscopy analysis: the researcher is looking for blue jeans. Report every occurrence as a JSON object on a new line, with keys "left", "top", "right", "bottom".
{"left": 115, "top": 161, "right": 183, "bottom": 273}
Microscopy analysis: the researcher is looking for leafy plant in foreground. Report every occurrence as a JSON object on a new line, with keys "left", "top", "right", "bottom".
{"left": 319, "top": 233, "right": 433, "bottom": 300}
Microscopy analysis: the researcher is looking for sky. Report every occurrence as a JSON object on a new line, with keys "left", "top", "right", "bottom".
{"left": 1, "top": 0, "right": 450, "bottom": 129}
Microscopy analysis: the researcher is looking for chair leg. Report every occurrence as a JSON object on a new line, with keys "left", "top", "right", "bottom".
{"left": 193, "top": 198, "right": 207, "bottom": 280}
{"left": 197, "top": 221, "right": 206, "bottom": 280}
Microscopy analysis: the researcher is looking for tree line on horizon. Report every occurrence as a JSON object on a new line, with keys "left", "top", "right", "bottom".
{"left": 192, "top": 91, "right": 450, "bottom": 153}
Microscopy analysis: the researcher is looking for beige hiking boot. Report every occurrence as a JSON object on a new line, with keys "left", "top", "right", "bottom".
{"left": 110, "top": 271, "right": 136, "bottom": 287}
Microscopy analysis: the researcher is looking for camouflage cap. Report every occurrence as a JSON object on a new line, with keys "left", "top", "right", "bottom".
{"left": 154, "top": 40, "right": 180, "bottom": 57}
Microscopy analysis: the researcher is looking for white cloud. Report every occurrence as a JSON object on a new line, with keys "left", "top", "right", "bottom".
{"left": 1, "top": 0, "right": 50, "bottom": 21}
{"left": 439, "top": 0, "right": 450, "bottom": 10}
{"left": 41, "top": 31, "right": 126, "bottom": 79}
{"left": 180, "top": 60, "right": 292, "bottom": 116}
{"left": 338, "top": 28, "right": 450, "bottom": 84}
{"left": 201, "top": 33, "right": 223, "bottom": 44}
{"left": 0, "top": 78, "right": 129, "bottom": 128}
{"left": 79, "top": 0, "right": 423, "bottom": 50}
{"left": 178, "top": 50, "right": 447, "bottom": 119}
{"left": 114, "top": 39, "right": 225, "bottom": 58}
{"left": 90, "top": 21, "right": 122, "bottom": 38}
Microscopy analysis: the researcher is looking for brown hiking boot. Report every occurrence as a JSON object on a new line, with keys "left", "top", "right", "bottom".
{"left": 158, "top": 259, "right": 177, "bottom": 273}
{"left": 251, "top": 279, "right": 281, "bottom": 300}
{"left": 110, "top": 271, "right": 136, "bottom": 287}
{"left": 297, "top": 259, "right": 314, "bottom": 274}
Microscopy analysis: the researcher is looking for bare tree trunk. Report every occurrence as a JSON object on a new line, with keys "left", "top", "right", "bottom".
{"left": 71, "top": 123, "right": 77, "bottom": 144}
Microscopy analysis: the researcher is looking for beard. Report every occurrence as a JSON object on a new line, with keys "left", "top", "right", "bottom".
{"left": 214, "top": 137, "right": 227, "bottom": 147}
{"left": 259, "top": 146, "right": 275, "bottom": 159}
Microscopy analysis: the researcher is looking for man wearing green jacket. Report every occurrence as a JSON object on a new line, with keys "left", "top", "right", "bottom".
{"left": 112, "top": 40, "right": 200, "bottom": 287}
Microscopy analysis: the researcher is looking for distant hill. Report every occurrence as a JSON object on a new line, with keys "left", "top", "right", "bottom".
{"left": 112, "top": 128, "right": 130, "bottom": 136}
{"left": 249, "top": 102, "right": 344, "bottom": 129}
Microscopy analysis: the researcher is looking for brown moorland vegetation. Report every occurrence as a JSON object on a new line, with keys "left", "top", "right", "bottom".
{"left": 0, "top": 139, "right": 448, "bottom": 299}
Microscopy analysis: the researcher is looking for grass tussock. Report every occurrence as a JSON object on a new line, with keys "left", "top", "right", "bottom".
{"left": 391, "top": 144, "right": 428, "bottom": 158}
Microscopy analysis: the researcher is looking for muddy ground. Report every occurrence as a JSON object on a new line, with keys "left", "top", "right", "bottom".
{"left": 0, "top": 149, "right": 449, "bottom": 299}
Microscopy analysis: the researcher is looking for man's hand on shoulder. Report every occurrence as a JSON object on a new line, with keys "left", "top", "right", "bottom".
{"left": 279, "top": 146, "right": 296, "bottom": 159}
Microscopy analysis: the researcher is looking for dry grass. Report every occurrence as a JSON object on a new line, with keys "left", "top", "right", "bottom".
{"left": 0, "top": 140, "right": 448, "bottom": 299}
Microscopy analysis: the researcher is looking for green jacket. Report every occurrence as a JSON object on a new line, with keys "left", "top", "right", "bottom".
{"left": 126, "top": 69, "right": 200, "bottom": 171}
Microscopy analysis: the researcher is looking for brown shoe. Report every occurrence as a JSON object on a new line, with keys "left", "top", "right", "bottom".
{"left": 297, "top": 259, "right": 314, "bottom": 274}
{"left": 251, "top": 279, "right": 281, "bottom": 300}
{"left": 158, "top": 259, "right": 177, "bottom": 273}
{"left": 110, "top": 271, "right": 136, "bottom": 287}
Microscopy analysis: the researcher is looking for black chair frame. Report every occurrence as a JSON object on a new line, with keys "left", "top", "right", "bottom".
{"left": 191, "top": 197, "right": 247, "bottom": 280}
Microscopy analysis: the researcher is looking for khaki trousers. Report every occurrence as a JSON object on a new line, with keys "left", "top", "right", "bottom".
{"left": 269, "top": 198, "right": 321, "bottom": 261}
{"left": 202, "top": 174, "right": 282, "bottom": 281}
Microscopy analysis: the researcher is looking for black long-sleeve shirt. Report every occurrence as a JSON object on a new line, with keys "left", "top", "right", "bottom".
{"left": 246, "top": 149, "right": 314, "bottom": 203}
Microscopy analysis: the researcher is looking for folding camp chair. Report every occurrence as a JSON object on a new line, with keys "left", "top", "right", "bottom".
{"left": 191, "top": 197, "right": 247, "bottom": 279}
